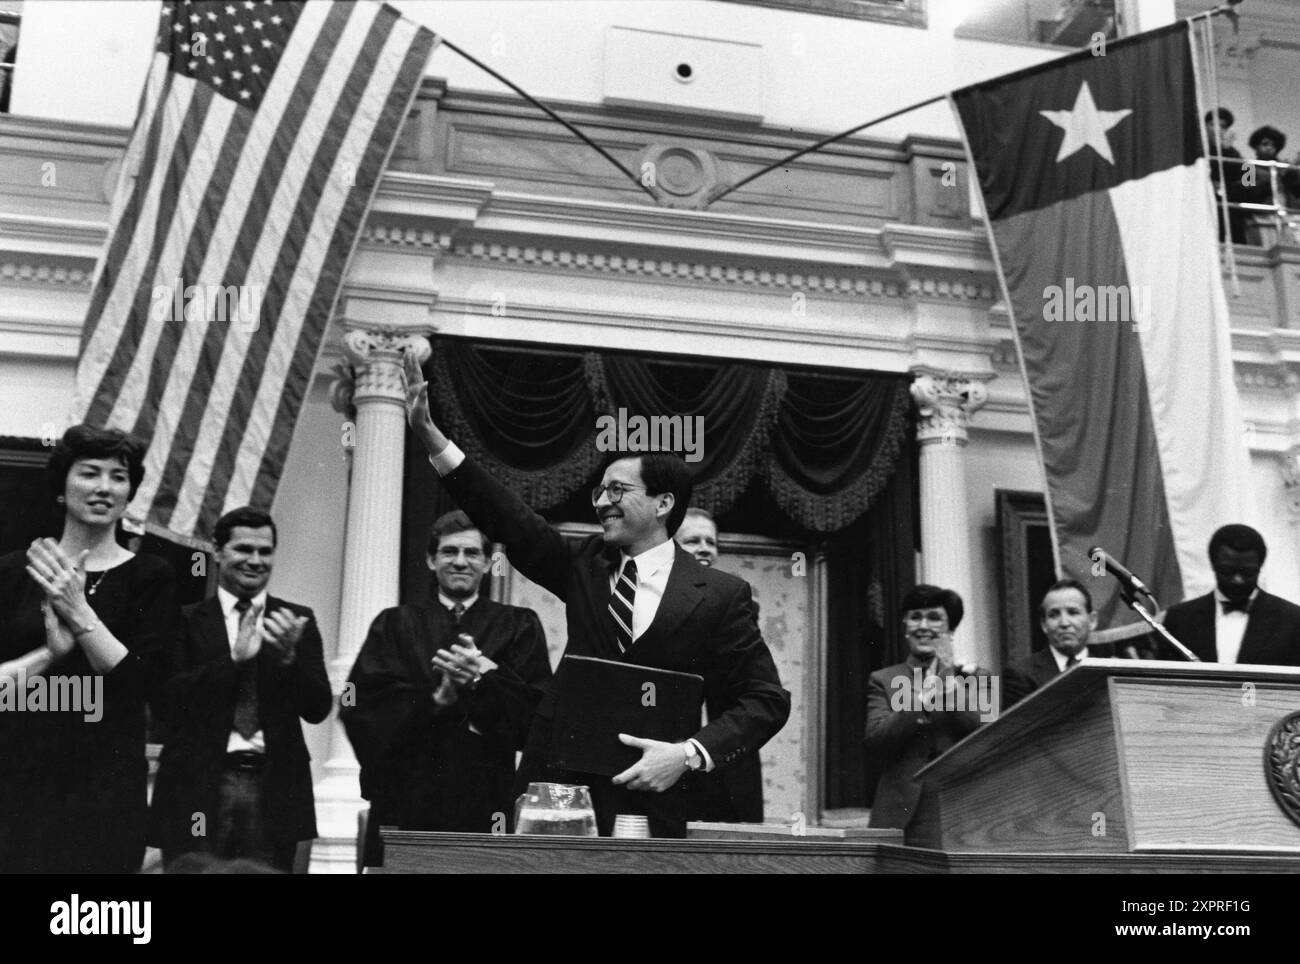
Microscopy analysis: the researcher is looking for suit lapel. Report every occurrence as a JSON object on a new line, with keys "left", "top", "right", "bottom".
{"left": 628, "top": 546, "right": 704, "bottom": 659}
{"left": 1239, "top": 592, "right": 1277, "bottom": 662}
{"left": 574, "top": 542, "right": 620, "bottom": 659}
{"left": 194, "top": 597, "right": 232, "bottom": 664}
{"left": 1033, "top": 648, "right": 1059, "bottom": 686}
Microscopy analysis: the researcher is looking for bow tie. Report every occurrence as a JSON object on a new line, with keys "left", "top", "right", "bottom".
{"left": 1220, "top": 598, "right": 1251, "bottom": 615}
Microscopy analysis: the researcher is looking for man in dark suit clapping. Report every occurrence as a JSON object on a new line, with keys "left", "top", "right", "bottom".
{"left": 1155, "top": 524, "right": 1300, "bottom": 666}
{"left": 403, "top": 353, "right": 790, "bottom": 837}
{"left": 150, "top": 507, "right": 332, "bottom": 872}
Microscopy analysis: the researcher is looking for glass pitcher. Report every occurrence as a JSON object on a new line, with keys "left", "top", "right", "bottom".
{"left": 513, "top": 782, "right": 598, "bottom": 836}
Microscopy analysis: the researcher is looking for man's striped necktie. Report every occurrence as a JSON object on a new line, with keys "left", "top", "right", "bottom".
{"left": 609, "top": 557, "right": 637, "bottom": 653}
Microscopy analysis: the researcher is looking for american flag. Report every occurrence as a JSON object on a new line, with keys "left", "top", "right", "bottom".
{"left": 73, "top": 0, "right": 437, "bottom": 545}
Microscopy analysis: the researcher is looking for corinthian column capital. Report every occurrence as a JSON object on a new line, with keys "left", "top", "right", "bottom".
{"left": 340, "top": 326, "right": 431, "bottom": 404}
{"left": 910, "top": 371, "right": 989, "bottom": 446}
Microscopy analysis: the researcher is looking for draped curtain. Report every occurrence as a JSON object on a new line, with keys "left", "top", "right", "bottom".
{"left": 425, "top": 338, "right": 911, "bottom": 534}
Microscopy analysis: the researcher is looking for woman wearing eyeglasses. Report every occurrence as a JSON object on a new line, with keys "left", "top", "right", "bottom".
{"left": 864, "top": 584, "right": 994, "bottom": 837}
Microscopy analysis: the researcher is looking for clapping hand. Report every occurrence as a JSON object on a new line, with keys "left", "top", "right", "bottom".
{"left": 261, "top": 609, "right": 308, "bottom": 665}
{"left": 42, "top": 601, "right": 77, "bottom": 660}
{"left": 26, "top": 539, "right": 93, "bottom": 627}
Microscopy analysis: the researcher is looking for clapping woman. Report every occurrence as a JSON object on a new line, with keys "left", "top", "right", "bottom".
{"left": 0, "top": 425, "right": 179, "bottom": 873}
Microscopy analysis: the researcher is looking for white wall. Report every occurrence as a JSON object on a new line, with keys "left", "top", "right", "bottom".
{"left": 9, "top": 0, "right": 156, "bottom": 126}
{"left": 10, "top": 0, "right": 1057, "bottom": 140}
{"left": 264, "top": 373, "right": 351, "bottom": 782}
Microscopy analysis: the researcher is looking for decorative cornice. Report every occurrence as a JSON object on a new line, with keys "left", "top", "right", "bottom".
{"left": 0, "top": 262, "right": 92, "bottom": 286}
{"left": 444, "top": 237, "right": 922, "bottom": 297}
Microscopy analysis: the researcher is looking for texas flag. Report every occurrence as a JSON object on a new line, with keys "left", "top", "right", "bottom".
{"left": 952, "top": 22, "right": 1254, "bottom": 637}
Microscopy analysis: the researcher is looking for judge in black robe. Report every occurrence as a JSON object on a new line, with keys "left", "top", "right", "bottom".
{"left": 341, "top": 513, "right": 550, "bottom": 867}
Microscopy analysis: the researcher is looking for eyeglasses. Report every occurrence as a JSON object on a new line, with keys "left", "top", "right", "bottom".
{"left": 591, "top": 481, "right": 647, "bottom": 505}
{"left": 903, "top": 611, "right": 948, "bottom": 626}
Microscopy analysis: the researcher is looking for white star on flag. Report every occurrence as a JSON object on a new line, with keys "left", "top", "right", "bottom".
{"left": 1039, "top": 81, "right": 1133, "bottom": 165}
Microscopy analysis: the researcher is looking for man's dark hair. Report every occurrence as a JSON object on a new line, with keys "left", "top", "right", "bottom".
{"left": 1208, "top": 524, "right": 1266, "bottom": 565}
{"left": 213, "top": 506, "right": 277, "bottom": 550}
{"left": 602, "top": 452, "right": 693, "bottom": 536}
{"left": 1040, "top": 578, "right": 1093, "bottom": 614}
{"left": 899, "top": 584, "right": 963, "bottom": 631}
{"left": 1249, "top": 125, "right": 1286, "bottom": 153}
{"left": 1205, "top": 107, "right": 1234, "bottom": 128}
{"left": 46, "top": 424, "right": 146, "bottom": 501}
{"left": 427, "top": 509, "right": 491, "bottom": 556}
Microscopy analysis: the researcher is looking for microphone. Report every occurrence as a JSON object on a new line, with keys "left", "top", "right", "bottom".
{"left": 1088, "top": 547, "right": 1152, "bottom": 598}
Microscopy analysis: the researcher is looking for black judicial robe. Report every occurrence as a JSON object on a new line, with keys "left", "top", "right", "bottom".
{"left": 341, "top": 597, "right": 549, "bottom": 864}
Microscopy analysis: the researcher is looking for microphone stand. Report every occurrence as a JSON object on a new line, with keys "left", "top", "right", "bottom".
{"left": 1117, "top": 585, "right": 1201, "bottom": 662}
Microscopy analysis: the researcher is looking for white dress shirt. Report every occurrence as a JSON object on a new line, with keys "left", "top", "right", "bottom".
{"left": 613, "top": 538, "right": 676, "bottom": 642}
{"left": 1213, "top": 588, "right": 1258, "bottom": 664}
{"left": 1049, "top": 645, "right": 1088, "bottom": 673}
{"left": 429, "top": 440, "right": 712, "bottom": 770}
{"left": 218, "top": 585, "right": 267, "bottom": 753}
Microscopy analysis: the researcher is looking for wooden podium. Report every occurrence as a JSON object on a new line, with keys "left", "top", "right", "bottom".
{"left": 912, "top": 659, "right": 1300, "bottom": 863}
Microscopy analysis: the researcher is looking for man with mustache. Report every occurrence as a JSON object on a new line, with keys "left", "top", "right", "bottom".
{"left": 1002, "top": 578, "right": 1099, "bottom": 709}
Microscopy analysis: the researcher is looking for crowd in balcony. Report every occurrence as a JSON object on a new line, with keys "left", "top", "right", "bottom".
{"left": 1206, "top": 108, "right": 1300, "bottom": 246}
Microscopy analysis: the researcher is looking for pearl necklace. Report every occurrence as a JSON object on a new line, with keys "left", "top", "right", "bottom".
{"left": 86, "top": 571, "right": 108, "bottom": 596}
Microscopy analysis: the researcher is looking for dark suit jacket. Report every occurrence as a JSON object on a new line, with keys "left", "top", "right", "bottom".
{"left": 149, "top": 596, "right": 333, "bottom": 850}
{"left": 340, "top": 597, "right": 550, "bottom": 864}
{"left": 1002, "top": 648, "right": 1063, "bottom": 710}
{"left": 865, "top": 660, "right": 989, "bottom": 833}
{"left": 1157, "top": 590, "right": 1300, "bottom": 665}
{"left": 440, "top": 456, "right": 791, "bottom": 836}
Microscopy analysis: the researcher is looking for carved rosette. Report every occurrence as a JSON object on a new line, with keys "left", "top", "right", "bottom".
{"left": 910, "top": 373, "right": 989, "bottom": 447}
{"left": 341, "top": 328, "right": 431, "bottom": 405}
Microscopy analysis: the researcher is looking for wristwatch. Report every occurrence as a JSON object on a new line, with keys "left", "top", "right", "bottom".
{"left": 683, "top": 741, "right": 703, "bottom": 771}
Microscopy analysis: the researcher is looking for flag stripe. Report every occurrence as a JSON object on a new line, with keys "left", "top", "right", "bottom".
{"left": 1112, "top": 161, "right": 1256, "bottom": 597}
{"left": 126, "top": 0, "right": 336, "bottom": 522}
{"left": 147, "top": 0, "right": 358, "bottom": 526}
{"left": 117, "top": 96, "right": 241, "bottom": 442}
{"left": 243, "top": 16, "right": 435, "bottom": 512}
{"left": 185, "top": 2, "right": 404, "bottom": 530}
{"left": 87, "top": 82, "right": 217, "bottom": 426}
{"left": 78, "top": 58, "right": 173, "bottom": 359}
{"left": 994, "top": 192, "right": 1183, "bottom": 629}
{"left": 74, "top": 0, "right": 436, "bottom": 543}
{"left": 80, "top": 73, "right": 203, "bottom": 422}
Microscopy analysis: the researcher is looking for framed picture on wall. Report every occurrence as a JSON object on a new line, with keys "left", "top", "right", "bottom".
{"left": 996, "top": 489, "right": 1056, "bottom": 668}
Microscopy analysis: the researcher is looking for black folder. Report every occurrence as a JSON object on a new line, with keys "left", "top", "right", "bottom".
{"left": 548, "top": 655, "right": 705, "bottom": 776}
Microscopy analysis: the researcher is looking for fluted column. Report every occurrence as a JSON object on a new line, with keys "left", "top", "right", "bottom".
{"left": 910, "top": 371, "right": 988, "bottom": 665}
{"left": 311, "top": 325, "right": 430, "bottom": 872}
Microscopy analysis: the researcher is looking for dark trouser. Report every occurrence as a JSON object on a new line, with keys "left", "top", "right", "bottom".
{"left": 164, "top": 753, "right": 297, "bottom": 873}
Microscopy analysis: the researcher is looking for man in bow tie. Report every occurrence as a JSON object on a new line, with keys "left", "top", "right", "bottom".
{"left": 1154, "top": 524, "right": 1300, "bottom": 665}
{"left": 341, "top": 511, "right": 551, "bottom": 867}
